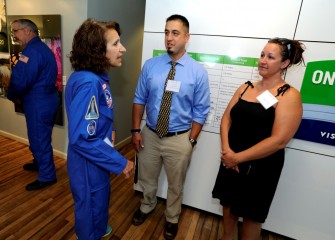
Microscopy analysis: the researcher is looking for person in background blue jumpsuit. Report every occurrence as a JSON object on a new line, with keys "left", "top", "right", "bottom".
{"left": 65, "top": 18, "right": 135, "bottom": 240}
{"left": 7, "top": 19, "right": 59, "bottom": 191}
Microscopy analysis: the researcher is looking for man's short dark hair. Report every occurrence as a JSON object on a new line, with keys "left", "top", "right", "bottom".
{"left": 166, "top": 14, "right": 189, "bottom": 33}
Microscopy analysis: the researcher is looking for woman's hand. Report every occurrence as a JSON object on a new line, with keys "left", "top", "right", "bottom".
{"left": 123, "top": 160, "right": 135, "bottom": 179}
{"left": 221, "top": 149, "right": 240, "bottom": 173}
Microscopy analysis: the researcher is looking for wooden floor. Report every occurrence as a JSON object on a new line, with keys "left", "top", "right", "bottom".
{"left": 0, "top": 135, "right": 294, "bottom": 240}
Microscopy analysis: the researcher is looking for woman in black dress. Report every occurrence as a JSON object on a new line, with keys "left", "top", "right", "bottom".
{"left": 212, "top": 38, "right": 305, "bottom": 240}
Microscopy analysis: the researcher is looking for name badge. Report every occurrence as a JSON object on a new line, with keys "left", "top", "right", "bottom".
{"left": 256, "top": 90, "right": 278, "bottom": 109}
{"left": 166, "top": 80, "right": 181, "bottom": 92}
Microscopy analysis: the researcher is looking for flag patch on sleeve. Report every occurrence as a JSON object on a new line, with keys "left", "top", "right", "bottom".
{"left": 19, "top": 54, "right": 29, "bottom": 63}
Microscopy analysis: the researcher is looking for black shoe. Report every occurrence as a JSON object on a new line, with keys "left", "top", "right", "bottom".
{"left": 132, "top": 208, "right": 153, "bottom": 226}
{"left": 23, "top": 162, "right": 39, "bottom": 171}
{"left": 26, "top": 179, "right": 57, "bottom": 191}
{"left": 164, "top": 222, "right": 178, "bottom": 240}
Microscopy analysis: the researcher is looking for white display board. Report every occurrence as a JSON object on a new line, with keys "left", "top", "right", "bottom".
{"left": 135, "top": 1, "right": 335, "bottom": 239}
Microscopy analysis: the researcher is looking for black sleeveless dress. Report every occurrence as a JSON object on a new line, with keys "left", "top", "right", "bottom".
{"left": 212, "top": 83, "right": 290, "bottom": 223}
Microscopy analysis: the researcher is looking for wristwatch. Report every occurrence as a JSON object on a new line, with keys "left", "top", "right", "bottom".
{"left": 189, "top": 138, "right": 197, "bottom": 147}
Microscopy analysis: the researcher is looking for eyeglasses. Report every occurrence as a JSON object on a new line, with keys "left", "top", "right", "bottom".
{"left": 11, "top": 28, "right": 25, "bottom": 34}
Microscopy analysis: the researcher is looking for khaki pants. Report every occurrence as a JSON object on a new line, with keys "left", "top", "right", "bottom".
{"left": 138, "top": 126, "right": 193, "bottom": 223}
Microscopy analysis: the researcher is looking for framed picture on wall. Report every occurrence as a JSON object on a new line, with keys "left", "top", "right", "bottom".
{"left": 0, "top": 0, "right": 10, "bottom": 97}
{"left": 7, "top": 14, "right": 63, "bottom": 126}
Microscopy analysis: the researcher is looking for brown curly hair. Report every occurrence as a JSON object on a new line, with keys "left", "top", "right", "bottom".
{"left": 268, "top": 38, "right": 305, "bottom": 70}
{"left": 69, "top": 18, "right": 121, "bottom": 73}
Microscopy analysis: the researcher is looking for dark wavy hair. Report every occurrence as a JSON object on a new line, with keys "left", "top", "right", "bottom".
{"left": 69, "top": 18, "right": 121, "bottom": 73}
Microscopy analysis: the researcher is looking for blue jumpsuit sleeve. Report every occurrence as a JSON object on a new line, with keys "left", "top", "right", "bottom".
{"left": 67, "top": 81, "right": 127, "bottom": 174}
{"left": 7, "top": 49, "right": 40, "bottom": 100}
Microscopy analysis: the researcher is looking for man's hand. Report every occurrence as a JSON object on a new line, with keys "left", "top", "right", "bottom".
{"left": 132, "top": 133, "right": 144, "bottom": 153}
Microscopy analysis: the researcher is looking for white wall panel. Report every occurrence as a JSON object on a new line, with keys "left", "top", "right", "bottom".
{"left": 264, "top": 149, "right": 335, "bottom": 240}
{"left": 145, "top": 0, "right": 302, "bottom": 38}
{"left": 295, "top": 0, "right": 335, "bottom": 41}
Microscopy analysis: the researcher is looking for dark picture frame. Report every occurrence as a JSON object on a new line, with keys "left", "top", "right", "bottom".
{"left": 0, "top": 0, "right": 10, "bottom": 98}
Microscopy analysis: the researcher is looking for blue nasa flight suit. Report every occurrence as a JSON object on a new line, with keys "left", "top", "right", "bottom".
{"left": 65, "top": 71, "right": 127, "bottom": 240}
{"left": 7, "top": 36, "right": 59, "bottom": 182}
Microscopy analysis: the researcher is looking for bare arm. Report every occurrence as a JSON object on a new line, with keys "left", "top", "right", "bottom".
{"left": 219, "top": 85, "right": 244, "bottom": 171}
{"left": 189, "top": 121, "right": 203, "bottom": 140}
{"left": 132, "top": 103, "right": 145, "bottom": 152}
{"left": 220, "top": 85, "right": 243, "bottom": 153}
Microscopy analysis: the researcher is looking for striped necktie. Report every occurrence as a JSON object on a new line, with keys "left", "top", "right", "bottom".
{"left": 155, "top": 62, "right": 177, "bottom": 138}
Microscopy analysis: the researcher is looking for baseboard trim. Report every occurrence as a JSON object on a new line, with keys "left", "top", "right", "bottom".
{"left": 0, "top": 130, "right": 131, "bottom": 160}
{"left": 114, "top": 135, "right": 132, "bottom": 150}
{"left": 0, "top": 130, "right": 29, "bottom": 145}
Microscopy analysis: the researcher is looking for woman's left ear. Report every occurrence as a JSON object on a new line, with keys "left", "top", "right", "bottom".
{"left": 281, "top": 59, "right": 290, "bottom": 69}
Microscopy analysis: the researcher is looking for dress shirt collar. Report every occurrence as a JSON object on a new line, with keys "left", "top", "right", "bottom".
{"left": 164, "top": 51, "right": 190, "bottom": 67}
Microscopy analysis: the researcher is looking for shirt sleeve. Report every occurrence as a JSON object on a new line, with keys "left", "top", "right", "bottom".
{"left": 7, "top": 49, "right": 40, "bottom": 100}
{"left": 133, "top": 61, "right": 149, "bottom": 105}
{"left": 67, "top": 80, "right": 127, "bottom": 174}
{"left": 192, "top": 68, "right": 211, "bottom": 125}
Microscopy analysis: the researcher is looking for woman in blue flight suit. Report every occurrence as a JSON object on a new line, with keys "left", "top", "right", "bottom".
{"left": 65, "top": 19, "right": 134, "bottom": 240}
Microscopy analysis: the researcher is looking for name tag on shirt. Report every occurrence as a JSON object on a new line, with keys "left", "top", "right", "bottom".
{"left": 166, "top": 80, "right": 181, "bottom": 92}
{"left": 256, "top": 90, "right": 278, "bottom": 109}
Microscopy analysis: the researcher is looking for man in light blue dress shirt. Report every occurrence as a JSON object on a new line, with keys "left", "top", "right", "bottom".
{"left": 131, "top": 14, "right": 210, "bottom": 240}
